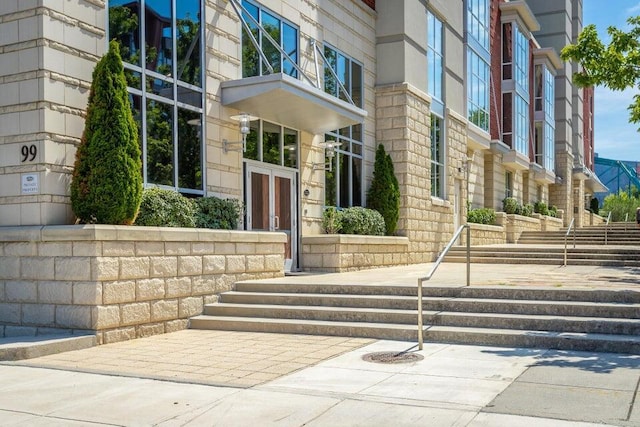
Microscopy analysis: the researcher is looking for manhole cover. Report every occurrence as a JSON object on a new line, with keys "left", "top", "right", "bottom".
{"left": 362, "top": 351, "right": 424, "bottom": 364}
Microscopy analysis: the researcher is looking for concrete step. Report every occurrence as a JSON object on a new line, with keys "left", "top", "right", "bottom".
{"left": 0, "top": 334, "right": 96, "bottom": 361}
{"left": 204, "top": 303, "right": 431, "bottom": 324}
{"left": 421, "top": 286, "right": 640, "bottom": 303}
{"left": 443, "top": 256, "right": 640, "bottom": 267}
{"left": 423, "top": 326, "right": 640, "bottom": 354}
{"left": 220, "top": 291, "right": 420, "bottom": 310}
{"left": 189, "top": 316, "right": 418, "bottom": 341}
{"left": 435, "top": 312, "right": 640, "bottom": 335}
{"left": 235, "top": 282, "right": 418, "bottom": 296}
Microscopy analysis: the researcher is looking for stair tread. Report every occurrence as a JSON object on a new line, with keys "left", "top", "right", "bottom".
{"left": 425, "top": 325, "right": 640, "bottom": 342}
{"left": 208, "top": 303, "right": 428, "bottom": 314}
{"left": 190, "top": 315, "right": 417, "bottom": 330}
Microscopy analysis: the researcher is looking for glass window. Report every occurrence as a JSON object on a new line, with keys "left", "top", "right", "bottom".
{"left": 544, "top": 121, "right": 554, "bottom": 171}
{"left": 243, "top": 120, "right": 299, "bottom": 169}
{"left": 467, "top": 0, "right": 489, "bottom": 51}
{"left": 514, "top": 26, "right": 528, "bottom": 92}
{"left": 505, "top": 171, "right": 513, "bottom": 198}
{"left": 241, "top": 0, "right": 299, "bottom": 78}
{"left": 324, "top": 44, "right": 364, "bottom": 207}
{"left": 467, "top": 49, "right": 489, "bottom": 131}
{"left": 514, "top": 94, "right": 528, "bottom": 156}
{"left": 430, "top": 114, "right": 445, "bottom": 199}
{"left": 427, "top": 11, "right": 443, "bottom": 104}
{"left": 109, "top": 0, "right": 204, "bottom": 194}
{"left": 534, "top": 64, "right": 543, "bottom": 111}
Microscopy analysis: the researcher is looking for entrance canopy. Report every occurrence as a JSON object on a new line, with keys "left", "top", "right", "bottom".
{"left": 221, "top": 73, "right": 367, "bottom": 134}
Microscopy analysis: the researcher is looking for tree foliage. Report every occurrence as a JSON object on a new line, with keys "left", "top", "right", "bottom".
{"left": 70, "top": 41, "right": 142, "bottom": 224}
{"left": 601, "top": 189, "right": 640, "bottom": 222}
{"left": 366, "top": 144, "right": 400, "bottom": 235}
{"left": 561, "top": 17, "right": 640, "bottom": 125}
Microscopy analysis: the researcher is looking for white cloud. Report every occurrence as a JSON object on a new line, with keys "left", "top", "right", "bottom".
{"left": 627, "top": 2, "right": 640, "bottom": 14}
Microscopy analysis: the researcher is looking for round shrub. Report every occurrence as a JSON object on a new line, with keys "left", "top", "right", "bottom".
{"left": 194, "top": 196, "right": 243, "bottom": 230}
{"left": 467, "top": 208, "right": 496, "bottom": 225}
{"left": 134, "top": 187, "right": 196, "bottom": 227}
{"left": 339, "top": 207, "right": 386, "bottom": 236}
{"left": 502, "top": 197, "right": 520, "bottom": 214}
{"left": 534, "top": 201, "right": 550, "bottom": 216}
{"left": 549, "top": 205, "right": 558, "bottom": 218}
{"left": 521, "top": 203, "right": 534, "bottom": 217}
{"left": 70, "top": 40, "right": 142, "bottom": 224}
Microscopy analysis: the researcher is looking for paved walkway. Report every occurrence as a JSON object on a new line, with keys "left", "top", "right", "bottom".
{"left": 0, "top": 262, "right": 639, "bottom": 426}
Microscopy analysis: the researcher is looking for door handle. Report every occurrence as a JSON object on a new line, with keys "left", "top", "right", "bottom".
{"left": 274, "top": 215, "right": 280, "bottom": 230}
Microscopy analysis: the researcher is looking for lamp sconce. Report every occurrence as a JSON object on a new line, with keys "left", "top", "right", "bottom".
{"left": 313, "top": 141, "right": 342, "bottom": 172}
{"left": 224, "top": 113, "right": 258, "bottom": 153}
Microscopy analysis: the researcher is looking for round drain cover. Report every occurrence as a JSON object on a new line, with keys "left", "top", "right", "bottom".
{"left": 362, "top": 351, "right": 424, "bottom": 364}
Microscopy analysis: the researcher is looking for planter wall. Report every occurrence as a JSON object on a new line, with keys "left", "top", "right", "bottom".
{"left": 0, "top": 225, "right": 285, "bottom": 343}
{"left": 301, "top": 234, "right": 409, "bottom": 272}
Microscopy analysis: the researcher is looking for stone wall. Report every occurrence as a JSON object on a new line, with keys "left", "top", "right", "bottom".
{"left": 464, "top": 223, "right": 506, "bottom": 246}
{"left": 533, "top": 213, "right": 563, "bottom": 231}
{"left": 301, "top": 235, "right": 409, "bottom": 273}
{"left": 495, "top": 212, "right": 541, "bottom": 243}
{"left": 0, "top": 225, "right": 285, "bottom": 343}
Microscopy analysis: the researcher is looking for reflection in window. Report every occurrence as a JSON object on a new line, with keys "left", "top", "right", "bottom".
{"left": 244, "top": 120, "right": 299, "bottom": 169}
{"left": 323, "top": 45, "right": 364, "bottom": 207}
{"left": 427, "top": 11, "right": 443, "bottom": 105}
{"left": 467, "top": 49, "right": 489, "bottom": 131}
{"left": 146, "top": 99, "right": 174, "bottom": 186}
{"left": 430, "top": 114, "right": 445, "bottom": 198}
{"left": 263, "top": 121, "right": 281, "bottom": 165}
{"left": 109, "top": 0, "right": 204, "bottom": 194}
{"left": 241, "top": 0, "right": 298, "bottom": 78}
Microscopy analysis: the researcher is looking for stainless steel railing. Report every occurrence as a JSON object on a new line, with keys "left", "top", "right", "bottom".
{"left": 563, "top": 217, "right": 575, "bottom": 266}
{"left": 604, "top": 211, "right": 612, "bottom": 245}
{"left": 417, "top": 224, "right": 470, "bottom": 350}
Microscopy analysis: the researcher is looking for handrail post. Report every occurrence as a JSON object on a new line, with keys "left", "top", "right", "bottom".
{"left": 466, "top": 225, "right": 470, "bottom": 287}
{"left": 564, "top": 217, "right": 575, "bottom": 266}
{"left": 416, "top": 223, "right": 470, "bottom": 350}
{"left": 417, "top": 279, "right": 423, "bottom": 350}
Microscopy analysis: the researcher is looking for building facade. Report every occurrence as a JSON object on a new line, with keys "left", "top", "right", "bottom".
{"left": 0, "top": 0, "right": 597, "bottom": 270}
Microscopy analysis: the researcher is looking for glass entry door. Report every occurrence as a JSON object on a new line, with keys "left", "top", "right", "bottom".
{"left": 245, "top": 164, "right": 297, "bottom": 271}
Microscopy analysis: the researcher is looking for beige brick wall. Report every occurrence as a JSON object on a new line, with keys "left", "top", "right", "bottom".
{"left": 0, "top": 225, "right": 285, "bottom": 343}
{"left": 464, "top": 224, "right": 506, "bottom": 246}
{"left": 301, "top": 235, "right": 409, "bottom": 273}
{"left": 495, "top": 212, "right": 543, "bottom": 243}
{"left": 0, "top": 1, "right": 104, "bottom": 226}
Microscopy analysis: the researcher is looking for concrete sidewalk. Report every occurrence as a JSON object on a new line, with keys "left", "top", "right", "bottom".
{"left": 1, "top": 337, "right": 639, "bottom": 426}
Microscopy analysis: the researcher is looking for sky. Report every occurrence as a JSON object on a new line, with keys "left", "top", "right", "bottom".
{"left": 583, "top": 0, "right": 640, "bottom": 161}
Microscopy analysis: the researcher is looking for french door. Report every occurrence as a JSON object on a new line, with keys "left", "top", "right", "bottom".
{"left": 245, "top": 164, "right": 297, "bottom": 272}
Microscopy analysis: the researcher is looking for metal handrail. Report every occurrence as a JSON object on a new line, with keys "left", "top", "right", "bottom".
{"left": 604, "top": 211, "right": 612, "bottom": 245}
{"left": 563, "top": 217, "right": 575, "bottom": 266}
{"left": 625, "top": 213, "right": 629, "bottom": 232}
{"left": 417, "top": 224, "right": 470, "bottom": 350}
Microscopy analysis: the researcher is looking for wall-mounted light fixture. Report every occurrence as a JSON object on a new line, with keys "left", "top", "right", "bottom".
{"left": 224, "top": 113, "right": 258, "bottom": 153}
{"left": 313, "top": 141, "right": 342, "bottom": 172}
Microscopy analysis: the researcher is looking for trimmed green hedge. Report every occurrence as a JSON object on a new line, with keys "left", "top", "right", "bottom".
{"left": 322, "top": 206, "right": 386, "bottom": 236}
{"left": 134, "top": 188, "right": 243, "bottom": 230}
{"left": 467, "top": 208, "right": 496, "bottom": 225}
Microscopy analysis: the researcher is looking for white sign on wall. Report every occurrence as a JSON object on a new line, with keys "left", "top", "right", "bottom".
{"left": 21, "top": 173, "right": 39, "bottom": 194}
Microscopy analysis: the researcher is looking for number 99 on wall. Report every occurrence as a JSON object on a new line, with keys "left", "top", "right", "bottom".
{"left": 21, "top": 144, "right": 37, "bottom": 162}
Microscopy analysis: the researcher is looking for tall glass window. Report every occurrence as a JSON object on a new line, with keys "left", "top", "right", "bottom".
{"left": 467, "top": 0, "right": 489, "bottom": 51}
{"left": 430, "top": 115, "right": 445, "bottom": 199}
{"left": 109, "top": 0, "right": 204, "bottom": 194}
{"left": 514, "top": 94, "right": 528, "bottom": 156}
{"left": 514, "top": 26, "right": 529, "bottom": 92}
{"left": 466, "top": 0, "right": 490, "bottom": 132}
{"left": 427, "top": 11, "right": 443, "bottom": 111}
{"left": 241, "top": 0, "right": 298, "bottom": 78}
{"left": 324, "top": 44, "right": 364, "bottom": 207}
{"left": 244, "top": 120, "right": 299, "bottom": 168}
{"left": 534, "top": 64, "right": 555, "bottom": 170}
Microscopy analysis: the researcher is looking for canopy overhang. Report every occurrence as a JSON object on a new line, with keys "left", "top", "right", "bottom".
{"left": 221, "top": 73, "right": 367, "bottom": 134}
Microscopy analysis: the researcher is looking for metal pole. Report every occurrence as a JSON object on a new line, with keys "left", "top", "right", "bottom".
{"left": 466, "top": 225, "right": 470, "bottom": 287}
{"left": 417, "top": 279, "right": 423, "bottom": 350}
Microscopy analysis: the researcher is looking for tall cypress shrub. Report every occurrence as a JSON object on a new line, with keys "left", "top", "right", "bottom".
{"left": 366, "top": 144, "right": 400, "bottom": 235}
{"left": 70, "top": 41, "right": 142, "bottom": 224}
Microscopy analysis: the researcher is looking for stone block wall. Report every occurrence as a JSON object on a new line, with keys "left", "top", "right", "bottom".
{"left": 495, "top": 212, "right": 542, "bottom": 243}
{"left": 301, "top": 235, "right": 409, "bottom": 272}
{"left": 463, "top": 224, "right": 506, "bottom": 246}
{"left": 0, "top": 225, "right": 285, "bottom": 343}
